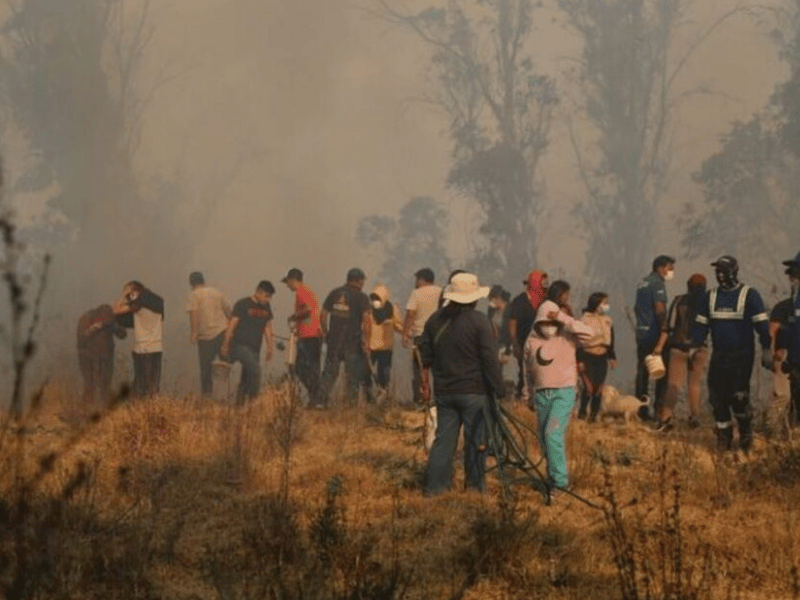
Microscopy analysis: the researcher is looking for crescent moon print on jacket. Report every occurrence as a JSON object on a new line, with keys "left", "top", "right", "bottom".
{"left": 535, "top": 347, "right": 554, "bottom": 366}
{"left": 524, "top": 300, "right": 593, "bottom": 392}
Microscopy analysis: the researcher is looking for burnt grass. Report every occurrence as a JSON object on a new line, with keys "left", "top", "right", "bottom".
{"left": 2, "top": 389, "right": 800, "bottom": 600}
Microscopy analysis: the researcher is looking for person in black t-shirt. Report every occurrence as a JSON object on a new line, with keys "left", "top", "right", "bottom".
{"left": 318, "top": 268, "right": 372, "bottom": 408}
{"left": 221, "top": 280, "right": 275, "bottom": 405}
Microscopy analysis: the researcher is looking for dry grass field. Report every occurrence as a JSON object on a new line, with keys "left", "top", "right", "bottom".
{"left": 3, "top": 383, "right": 800, "bottom": 600}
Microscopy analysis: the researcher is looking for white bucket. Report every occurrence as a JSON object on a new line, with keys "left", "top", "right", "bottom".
{"left": 645, "top": 354, "right": 666, "bottom": 380}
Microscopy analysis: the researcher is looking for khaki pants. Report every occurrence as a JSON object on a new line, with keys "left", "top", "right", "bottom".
{"left": 661, "top": 346, "right": 708, "bottom": 421}
{"left": 767, "top": 369, "right": 791, "bottom": 437}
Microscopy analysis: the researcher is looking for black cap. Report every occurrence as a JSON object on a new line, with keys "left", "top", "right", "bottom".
{"left": 347, "top": 267, "right": 366, "bottom": 282}
{"left": 414, "top": 267, "right": 435, "bottom": 283}
{"left": 782, "top": 251, "right": 800, "bottom": 268}
{"left": 711, "top": 255, "right": 738, "bottom": 271}
{"left": 281, "top": 268, "right": 303, "bottom": 283}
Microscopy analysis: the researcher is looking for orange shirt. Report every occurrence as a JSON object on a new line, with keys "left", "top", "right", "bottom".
{"left": 295, "top": 284, "right": 321, "bottom": 338}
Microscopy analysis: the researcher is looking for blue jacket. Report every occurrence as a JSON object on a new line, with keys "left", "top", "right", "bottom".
{"left": 634, "top": 272, "right": 667, "bottom": 344}
{"left": 787, "top": 290, "right": 800, "bottom": 365}
{"left": 692, "top": 284, "right": 770, "bottom": 353}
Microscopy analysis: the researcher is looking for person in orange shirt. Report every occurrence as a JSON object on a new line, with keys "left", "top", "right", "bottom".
{"left": 282, "top": 268, "right": 322, "bottom": 405}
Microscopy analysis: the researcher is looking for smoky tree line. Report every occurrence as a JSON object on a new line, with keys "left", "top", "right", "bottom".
{"left": 363, "top": 0, "right": 557, "bottom": 287}
{"left": 366, "top": 0, "right": 768, "bottom": 309}
{"left": 682, "top": 0, "right": 800, "bottom": 297}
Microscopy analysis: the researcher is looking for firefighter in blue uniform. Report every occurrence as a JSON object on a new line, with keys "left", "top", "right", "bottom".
{"left": 781, "top": 251, "right": 800, "bottom": 423}
{"left": 692, "top": 256, "right": 771, "bottom": 452}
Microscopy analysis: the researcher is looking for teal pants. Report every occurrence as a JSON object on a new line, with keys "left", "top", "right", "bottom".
{"left": 531, "top": 387, "right": 576, "bottom": 489}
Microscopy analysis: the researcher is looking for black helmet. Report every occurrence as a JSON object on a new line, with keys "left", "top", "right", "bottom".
{"left": 711, "top": 255, "right": 739, "bottom": 289}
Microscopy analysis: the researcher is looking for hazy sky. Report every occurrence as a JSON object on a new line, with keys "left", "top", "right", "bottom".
{"left": 1, "top": 0, "right": 790, "bottom": 393}
{"left": 138, "top": 0, "right": 784, "bottom": 295}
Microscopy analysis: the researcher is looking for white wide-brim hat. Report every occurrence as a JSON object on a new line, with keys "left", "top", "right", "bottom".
{"left": 442, "top": 272, "right": 490, "bottom": 304}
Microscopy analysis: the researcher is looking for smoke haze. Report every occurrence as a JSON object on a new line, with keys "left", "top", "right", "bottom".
{"left": 0, "top": 0, "right": 791, "bottom": 397}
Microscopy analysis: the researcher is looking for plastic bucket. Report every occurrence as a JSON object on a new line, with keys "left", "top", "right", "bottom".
{"left": 211, "top": 359, "right": 231, "bottom": 383}
{"left": 645, "top": 354, "right": 666, "bottom": 380}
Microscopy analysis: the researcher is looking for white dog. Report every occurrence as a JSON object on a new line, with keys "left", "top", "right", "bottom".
{"left": 597, "top": 386, "right": 648, "bottom": 423}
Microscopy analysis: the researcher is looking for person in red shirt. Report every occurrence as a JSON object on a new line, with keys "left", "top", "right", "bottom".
{"left": 282, "top": 268, "right": 322, "bottom": 405}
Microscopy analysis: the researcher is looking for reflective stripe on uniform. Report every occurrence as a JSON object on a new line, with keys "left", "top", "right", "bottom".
{"left": 715, "top": 420, "right": 734, "bottom": 430}
{"left": 752, "top": 312, "right": 768, "bottom": 323}
{"left": 709, "top": 285, "right": 750, "bottom": 320}
{"left": 696, "top": 314, "right": 709, "bottom": 325}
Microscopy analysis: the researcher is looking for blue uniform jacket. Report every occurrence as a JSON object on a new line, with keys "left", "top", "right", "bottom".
{"left": 787, "top": 290, "right": 800, "bottom": 366}
{"left": 691, "top": 284, "right": 770, "bottom": 353}
{"left": 634, "top": 272, "right": 667, "bottom": 345}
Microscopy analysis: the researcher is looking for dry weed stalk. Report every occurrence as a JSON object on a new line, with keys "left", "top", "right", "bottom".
{"left": 599, "top": 446, "right": 724, "bottom": 600}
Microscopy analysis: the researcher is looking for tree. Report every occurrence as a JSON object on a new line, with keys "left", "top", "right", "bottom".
{"left": 356, "top": 196, "right": 451, "bottom": 298}
{"left": 682, "top": 1, "right": 800, "bottom": 296}
{"left": 374, "top": 1, "right": 557, "bottom": 281}
{"left": 0, "top": 0, "right": 173, "bottom": 292}
{"left": 557, "top": 0, "right": 744, "bottom": 298}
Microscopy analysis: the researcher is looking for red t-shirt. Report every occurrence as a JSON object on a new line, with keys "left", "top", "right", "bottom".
{"left": 295, "top": 284, "right": 321, "bottom": 338}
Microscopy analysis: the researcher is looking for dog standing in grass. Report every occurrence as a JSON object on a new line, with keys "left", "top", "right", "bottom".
{"left": 597, "top": 386, "right": 649, "bottom": 424}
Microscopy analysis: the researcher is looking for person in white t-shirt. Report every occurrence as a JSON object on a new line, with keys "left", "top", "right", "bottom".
{"left": 114, "top": 281, "right": 165, "bottom": 398}
{"left": 185, "top": 271, "right": 231, "bottom": 396}
{"left": 402, "top": 268, "right": 442, "bottom": 404}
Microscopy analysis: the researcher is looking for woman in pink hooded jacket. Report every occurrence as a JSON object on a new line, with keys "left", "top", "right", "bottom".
{"left": 524, "top": 281, "right": 592, "bottom": 499}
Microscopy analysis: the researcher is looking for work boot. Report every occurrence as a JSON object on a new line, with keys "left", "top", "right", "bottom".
{"left": 737, "top": 416, "right": 754, "bottom": 454}
{"left": 715, "top": 427, "right": 734, "bottom": 452}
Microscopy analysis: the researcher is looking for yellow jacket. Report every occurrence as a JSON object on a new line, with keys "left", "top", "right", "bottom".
{"left": 368, "top": 284, "right": 403, "bottom": 352}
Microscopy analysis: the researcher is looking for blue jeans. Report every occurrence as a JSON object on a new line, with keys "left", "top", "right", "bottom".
{"left": 231, "top": 344, "right": 261, "bottom": 405}
{"left": 424, "top": 393, "right": 488, "bottom": 496}
{"left": 197, "top": 332, "right": 224, "bottom": 395}
{"left": 319, "top": 344, "right": 366, "bottom": 407}
{"left": 531, "top": 387, "right": 576, "bottom": 489}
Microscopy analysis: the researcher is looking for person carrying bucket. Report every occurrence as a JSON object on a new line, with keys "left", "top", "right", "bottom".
{"left": 633, "top": 255, "right": 676, "bottom": 419}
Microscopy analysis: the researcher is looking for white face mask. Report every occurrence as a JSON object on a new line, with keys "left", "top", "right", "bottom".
{"left": 600, "top": 304, "right": 611, "bottom": 314}
{"left": 664, "top": 270, "right": 675, "bottom": 282}
{"left": 372, "top": 300, "right": 382, "bottom": 309}
{"left": 539, "top": 325, "right": 559, "bottom": 338}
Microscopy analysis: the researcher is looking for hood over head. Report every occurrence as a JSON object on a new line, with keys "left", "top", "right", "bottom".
{"left": 370, "top": 283, "right": 390, "bottom": 305}
{"left": 533, "top": 300, "right": 562, "bottom": 339}
{"left": 526, "top": 270, "right": 547, "bottom": 308}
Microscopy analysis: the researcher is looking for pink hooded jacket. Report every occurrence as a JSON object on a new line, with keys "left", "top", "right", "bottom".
{"left": 524, "top": 300, "right": 593, "bottom": 391}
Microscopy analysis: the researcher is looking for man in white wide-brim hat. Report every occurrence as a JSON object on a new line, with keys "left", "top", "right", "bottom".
{"left": 417, "top": 272, "right": 506, "bottom": 496}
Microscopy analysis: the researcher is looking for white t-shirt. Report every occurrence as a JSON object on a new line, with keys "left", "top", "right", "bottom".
{"left": 185, "top": 285, "right": 230, "bottom": 340}
{"left": 405, "top": 285, "right": 443, "bottom": 337}
{"left": 133, "top": 306, "right": 163, "bottom": 354}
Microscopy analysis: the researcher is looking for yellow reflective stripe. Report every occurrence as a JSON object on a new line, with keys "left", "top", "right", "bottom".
{"left": 752, "top": 313, "right": 768, "bottom": 323}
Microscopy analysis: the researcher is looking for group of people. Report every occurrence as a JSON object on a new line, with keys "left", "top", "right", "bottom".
{"left": 633, "top": 253, "right": 800, "bottom": 453}
{"left": 76, "top": 267, "right": 445, "bottom": 408}
{"left": 419, "top": 251, "right": 800, "bottom": 500}
{"left": 75, "top": 250, "right": 800, "bottom": 500}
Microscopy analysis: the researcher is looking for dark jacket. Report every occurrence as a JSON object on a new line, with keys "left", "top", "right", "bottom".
{"left": 418, "top": 305, "right": 505, "bottom": 398}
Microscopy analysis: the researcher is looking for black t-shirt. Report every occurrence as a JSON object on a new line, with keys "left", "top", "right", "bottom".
{"left": 232, "top": 297, "right": 273, "bottom": 354}
{"left": 323, "top": 284, "right": 370, "bottom": 351}
{"left": 509, "top": 292, "right": 536, "bottom": 345}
